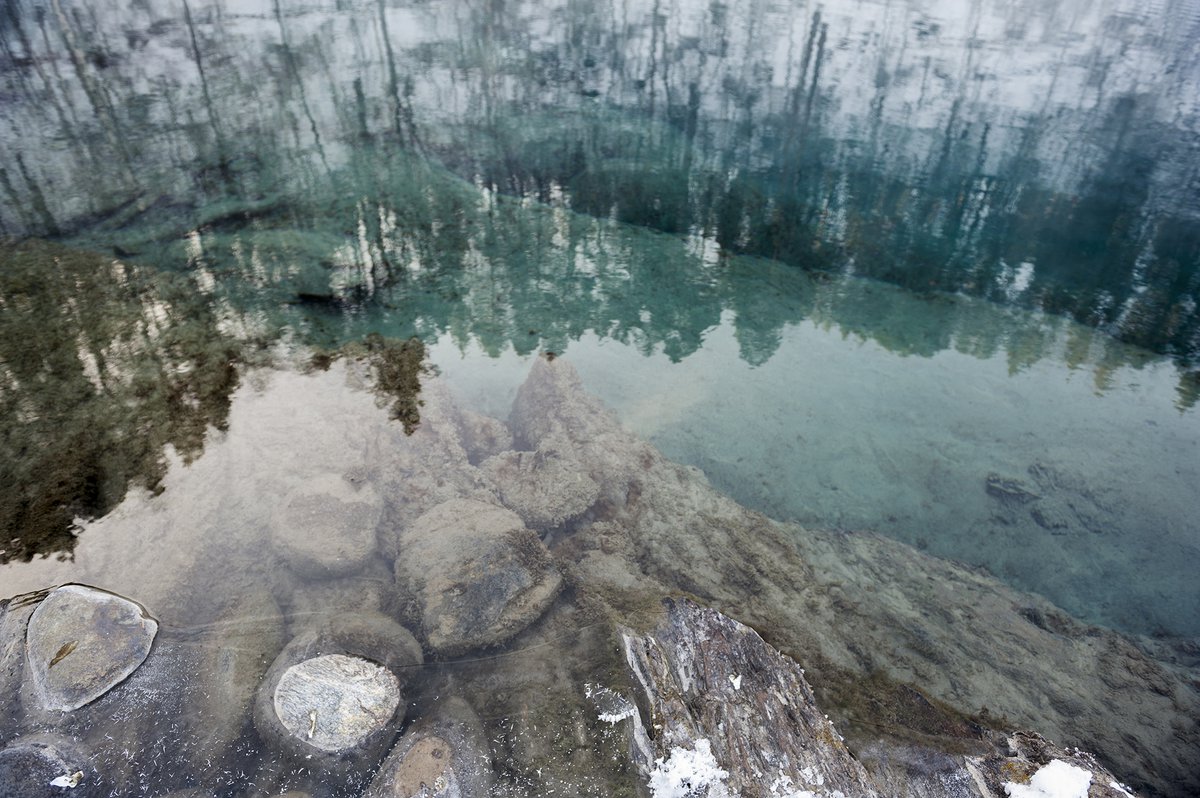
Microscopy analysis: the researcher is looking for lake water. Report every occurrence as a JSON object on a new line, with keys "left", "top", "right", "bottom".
{"left": 1, "top": 0, "right": 1198, "bottom": 796}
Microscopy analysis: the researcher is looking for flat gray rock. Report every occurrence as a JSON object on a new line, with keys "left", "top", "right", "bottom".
{"left": 25, "top": 585, "right": 157, "bottom": 712}
{"left": 272, "top": 474, "right": 382, "bottom": 578}
{"left": 273, "top": 654, "right": 401, "bottom": 752}
{"left": 252, "top": 612, "right": 422, "bottom": 784}
{"left": 394, "top": 499, "right": 562, "bottom": 656}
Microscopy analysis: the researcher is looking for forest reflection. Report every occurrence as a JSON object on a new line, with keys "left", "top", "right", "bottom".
{"left": 0, "top": 239, "right": 251, "bottom": 562}
{"left": 1, "top": 0, "right": 1198, "bottom": 558}
{"left": 0, "top": 0, "right": 1197, "bottom": 391}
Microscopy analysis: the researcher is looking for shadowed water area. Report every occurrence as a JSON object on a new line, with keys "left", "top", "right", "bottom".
{"left": 0, "top": 0, "right": 1198, "bottom": 796}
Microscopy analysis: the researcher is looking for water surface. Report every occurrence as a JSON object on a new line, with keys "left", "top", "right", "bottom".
{"left": 1, "top": 0, "right": 1199, "bottom": 794}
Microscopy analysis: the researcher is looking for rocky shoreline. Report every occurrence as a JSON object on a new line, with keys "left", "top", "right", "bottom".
{"left": 0, "top": 355, "right": 1195, "bottom": 796}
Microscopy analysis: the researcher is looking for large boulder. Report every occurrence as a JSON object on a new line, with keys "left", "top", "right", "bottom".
{"left": 392, "top": 499, "right": 562, "bottom": 656}
{"left": 24, "top": 585, "right": 157, "bottom": 712}
{"left": 479, "top": 434, "right": 600, "bottom": 532}
{"left": 369, "top": 380, "right": 500, "bottom": 563}
{"left": 621, "top": 597, "right": 882, "bottom": 797}
{"left": 272, "top": 654, "right": 401, "bottom": 752}
{"left": 507, "top": 356, "right": 645, "bottom": 508}
{"left": 525, "top": 358, "right": 1200, "bottom": 798}
{"left": 618, "top": 598, "right": 1141, "bottom": 798}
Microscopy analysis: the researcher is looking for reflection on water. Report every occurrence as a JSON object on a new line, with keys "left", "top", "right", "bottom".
{"left": 1, "top": 0, "right": 1198, "bottom": 363}
{"left": 0, "top": 239, "right": 250, "bottom": 563}
{"left": 1, "top": 1, "right": 1199, "bottom": 795}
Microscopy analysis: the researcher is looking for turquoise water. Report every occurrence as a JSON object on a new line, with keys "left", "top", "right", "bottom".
{"left": 1, "top": 1, "right": 1199, "bottom": 795}
{"left": 1, "top": 0, "right": 1197, "bottom": 634}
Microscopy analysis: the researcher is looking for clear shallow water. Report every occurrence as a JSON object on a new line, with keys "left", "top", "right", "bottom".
{"left": 1, "top": 0, "right": 1200, "bottom": 795}
{"left": 432, "top": 278, "right": 1200, "bottom": 638}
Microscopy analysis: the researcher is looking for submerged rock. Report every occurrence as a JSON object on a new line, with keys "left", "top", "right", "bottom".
{"left": 392, "top": 499, "right": 562, "bottom": 656}
{"left": 480, "top": 437, "right": 600, "bottom": 531}
{"left": 452, "top": 408, "right": 513, "bottom": 464}
{"left": 179, "top": 591, "right": 285, "bottom": 770}
{"left": 364, "top": 697, "right": 493, "bottom": 798}
{"left": 273, "top": 654, "right": 401, "bottom": 752}
{"left": 507, "top": 356, "right": 644, "bottom": 507}
{"left": 24, "top": 584, "right": 157, "bottom": 712}
{"left": 0, "top": 735, "right": 93, "bottom": 798}
{"left": 370, "top": 379, "right": 500, "bottom": 563}
{"left": 0, "top": 594, "right": 38, "bottom": 720}
{"left": 252, "top": 612, "right": 423, "bottom": 785}
{"left": 271, "top": 473, "right": 382, "bottom": 579}
{"left": 520, "top": 357, "right": 1197, "bottom": 797}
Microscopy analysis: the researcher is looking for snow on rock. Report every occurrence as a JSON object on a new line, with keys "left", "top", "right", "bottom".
{"left": 647, "top": 740, "right": 730, "bottom": 798}
{"left": 1004, "top": 760, "right": 1093, "bottom": 798}
{"left": 622, "top": 598, "right": 881, "bottom": 798}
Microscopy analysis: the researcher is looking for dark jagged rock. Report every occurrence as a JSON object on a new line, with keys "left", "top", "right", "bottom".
{"left": 392, "top": 499, "right": 562, "bottom": 656}
{"left": 619, "top": 598, "right": 1142, "bottom": 798}
{"left": 24, "top": 585, "right": 158, "bottom": 712}
{"left": 621, "top": 597, "right": 882, "bottom": 797}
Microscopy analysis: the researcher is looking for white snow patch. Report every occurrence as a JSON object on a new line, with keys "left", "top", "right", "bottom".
{"left": 48, "top": 771, "right": 83, "bottom": 788}
{"left": 648, "top": 739, "right": 730, "bottom": 797}
{"left": 598, "top": 708, "right": 636, "bottom": 724}
{"left": 1004, "top": 760, "right": 1093, "bottom": 798}
{"left": 729, "top": 673, "right": 743, "bottom": 690}
{"left": 800, "top": 765, "right": 825, "bottom": 786}
{"left": 1109, "top": 780, "right": 1137, "bottom": 798}
{"left": 768, "top": 773, "right": 819, "bottom": 798}
{"left": 584, "top": 683, "right": 638, "bottom": 725}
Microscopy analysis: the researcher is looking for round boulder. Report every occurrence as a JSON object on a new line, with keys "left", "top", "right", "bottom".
{"left": 253, "top": 613, "right": 423, "bottom": 784}
{"left": 393, "top": 499, "right": 563, "bottom": 656}
{"left": 480, "top": 442, "right": 600, "bottom": 531}
{"left": 273, "top": 654, "right": 400, "bottom": 752}
{"left": 25, "top": 585, "right": 157, "bottom": 712}
{"left": 272, "top": 474, "right": 382, "bottom": 579}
